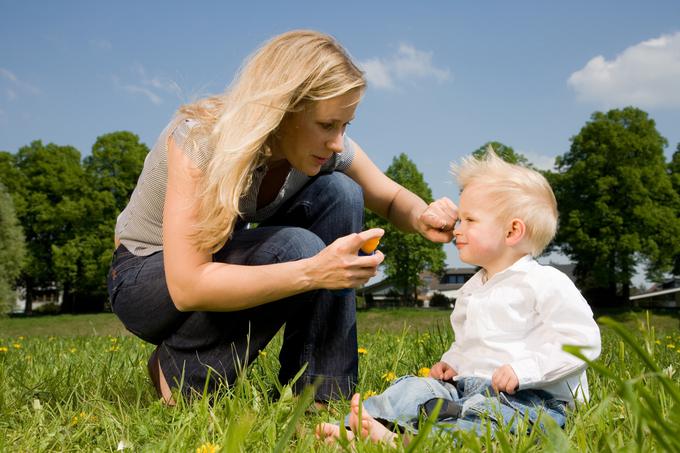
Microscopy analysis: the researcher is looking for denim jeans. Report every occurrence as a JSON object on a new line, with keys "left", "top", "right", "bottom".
{"left": 347, "top": 376, "right": 567, "bottom": 436}
{"left": 107, "top": 172, "right": 364, "bottom": 401}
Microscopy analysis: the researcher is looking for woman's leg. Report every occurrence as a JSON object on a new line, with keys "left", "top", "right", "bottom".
{"left": 259, "top": 172, "right": 365, "bottom": 400}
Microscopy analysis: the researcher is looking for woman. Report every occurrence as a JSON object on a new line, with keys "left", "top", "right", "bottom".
{"left": 108, "top": 30, "right": 457, "bottom": 404}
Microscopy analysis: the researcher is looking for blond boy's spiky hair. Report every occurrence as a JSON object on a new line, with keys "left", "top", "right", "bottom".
{"left": 451, "top": 146, "right": 558, "bottom": 256}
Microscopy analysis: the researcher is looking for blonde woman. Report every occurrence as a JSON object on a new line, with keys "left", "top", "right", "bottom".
{"left": 108, "top": 30, "right": 457, "bottom": 404}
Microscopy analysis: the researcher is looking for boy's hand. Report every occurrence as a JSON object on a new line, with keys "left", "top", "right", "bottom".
{"left": 429, "top": 361, "right": 458, "bottom": 381}
{"left": 492, "top": 364, "right": 519, "bottom": 394}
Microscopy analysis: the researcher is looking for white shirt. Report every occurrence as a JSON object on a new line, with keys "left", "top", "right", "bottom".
{"left": 441, "top": 255, "right": 601, "bottom": 404}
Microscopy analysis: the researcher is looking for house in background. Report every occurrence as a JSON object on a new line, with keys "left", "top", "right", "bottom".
{"left": 630, "top": 277, "right": 680, "bottom": 308}
{"left": 359, "top": 267, "right": 477, "bottom": 308}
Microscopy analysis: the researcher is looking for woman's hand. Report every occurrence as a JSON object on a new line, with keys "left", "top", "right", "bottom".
{"left": 308, "top": 228, "right": 385, "bottom": 290}
{"left": 416, "top": 197, "right": 458, "bottom": 243}
{"left": 429, "top": 361, "right": 458, "bottom": 381}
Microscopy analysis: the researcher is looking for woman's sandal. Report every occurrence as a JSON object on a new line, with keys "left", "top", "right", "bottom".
{"left": 147, "top": 346, "right": 163, "bottom": 398}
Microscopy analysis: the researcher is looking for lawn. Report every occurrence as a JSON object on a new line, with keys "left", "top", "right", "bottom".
{"left": 1, "top": 308, "right": 679, "bottom": 451}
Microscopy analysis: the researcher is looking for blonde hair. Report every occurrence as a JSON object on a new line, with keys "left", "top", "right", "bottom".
{"left": 451, "top": 146, "right": 558, "bottom": 256}
{"left": 179, "top": 30, "right": 366, "bottom": 252}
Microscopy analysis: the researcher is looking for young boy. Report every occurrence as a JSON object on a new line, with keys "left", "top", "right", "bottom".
{"left": 317, "top": 149, "right": 601, "bottom": 445}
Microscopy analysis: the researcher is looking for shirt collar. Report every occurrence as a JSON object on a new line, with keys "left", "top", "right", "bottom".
{"left": 461, "top": 254, "right": 534, "bottom": 293}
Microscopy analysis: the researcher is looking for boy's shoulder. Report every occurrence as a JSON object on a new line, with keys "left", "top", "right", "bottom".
{"left": 516, "top": 259, "right": 577, "bottom": 288}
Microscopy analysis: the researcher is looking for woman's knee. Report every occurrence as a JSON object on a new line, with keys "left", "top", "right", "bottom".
{"left": 250, "top": 227, "right": 325, "bottom": 264}
{"left": 326, "top": 172, "right": 364, "bottom": 211}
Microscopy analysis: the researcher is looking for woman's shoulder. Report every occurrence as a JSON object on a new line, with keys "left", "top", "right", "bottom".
{"left": 167, "top": 116, "right": 212, "bottom": 169}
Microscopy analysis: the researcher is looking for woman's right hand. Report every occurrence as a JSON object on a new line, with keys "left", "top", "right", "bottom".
{"left": 308, "top": 228, "right": 385, "bottom": 290}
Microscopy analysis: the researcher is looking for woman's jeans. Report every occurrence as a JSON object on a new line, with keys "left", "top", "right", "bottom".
{"left": 349, "top": 376, "right": 568, "bottom": 435}
{"left": 107, "top": 172, "right": 364, "bottom": 401}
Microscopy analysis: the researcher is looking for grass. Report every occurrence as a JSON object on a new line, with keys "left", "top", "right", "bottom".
{"left": 1, "top": 308, "right": 679, "bottom": 451}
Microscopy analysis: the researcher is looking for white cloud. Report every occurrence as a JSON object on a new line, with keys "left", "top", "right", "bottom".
{"left": 359, "top": 43, "right": 451, "bottom": 91}
{"left": 90, "top": 39, "right": 112, "bottom": 51}
{"left": 0, "top": 67, "right": 40, "bottom": 98}
{"left": 113, "top": 64, "right": 182, "bottom": 105}
{"left": 568, "top": 31, "right": 680, "bottom": 108}
{"left": 123, "top": 84, "right": 162, "bottom": 105}
{"left": 519, "top": 150, "right": 557, "bottom": 171}
{"left": 0, "top": 68, "right": 17, "bottom": 83}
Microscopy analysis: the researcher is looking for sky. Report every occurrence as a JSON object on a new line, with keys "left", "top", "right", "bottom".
{"left": 2, "top": 0, "right": 680, "bottom": 285}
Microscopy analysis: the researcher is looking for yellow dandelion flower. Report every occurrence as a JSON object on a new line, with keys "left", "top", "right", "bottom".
{"left": 196, "top": 442, "right": 220, "bottom": 453}
{"left": 666, "top": 335, "right": 672, "bottom": 340}
{"left": 70, "top": 415, "right": 79, "bottom": 426}
{"left": 363, "top": 390, "right": 377, "bottom": 399}
{"left": 0, "top": 347, "right": 8, "bottom": 353}
{"left": 18, "top": 336, "right": 25, "bottom": 340}
{"left": 258, "top": 350, "right": 267, "bottom": 357}
{"left": 12, "top": 343, "right": 21, "bottom": 349}
{"left": 357, "top": 347, "right": 368, "bottom": 355}
{"left": 381, "top": 371, "right": 396, "bottom": 382}
{"left": 110, "top": 337, "right": 118, "bottom": 343}
{"left": 69, "top": 348, "right": 77, "bottom": 353}
{"left": 667, "top": 344, "right": 676, "bottom": 349}
{"left": 109, "top": 345, "right": 119, "bottom": 352}
{"left": 655, "top": 340, "right": 661, "bottom": 345}
{"left": 418, "top": 367, "right": 431, "bottom": 377}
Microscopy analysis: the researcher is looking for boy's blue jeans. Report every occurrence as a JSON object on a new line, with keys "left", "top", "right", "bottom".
{"left": 348, "top": 376, "right": 567, "bottom": 435}
{"left": 108, "top": 172, "right": 364, "bottom": 401}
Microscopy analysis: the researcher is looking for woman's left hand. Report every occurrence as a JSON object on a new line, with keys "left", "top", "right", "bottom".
{"left": 416, "top": 197, "right": 458, "bottom": 243}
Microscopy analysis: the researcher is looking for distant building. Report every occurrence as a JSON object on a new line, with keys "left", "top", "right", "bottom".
{"left": 359, "top": 267, "right": 477, "bottom": 308}
{"left": 630, "top": 277, "right": 680, "bottom": 308}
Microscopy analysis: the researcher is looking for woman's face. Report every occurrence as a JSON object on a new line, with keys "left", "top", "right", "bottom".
{"left": 271, "top": 89, "right": 361, "bottom": 176}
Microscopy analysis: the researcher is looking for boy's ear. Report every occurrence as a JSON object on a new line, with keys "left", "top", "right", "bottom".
{"left": 505, "top": 218, "right": 526, "bottom": 246}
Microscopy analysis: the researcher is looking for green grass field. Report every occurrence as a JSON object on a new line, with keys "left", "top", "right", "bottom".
{"left": 1, "top": 309, "right": 679, "bottom": 452}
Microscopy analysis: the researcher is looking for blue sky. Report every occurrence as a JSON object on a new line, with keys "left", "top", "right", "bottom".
{"left": 2, "top": 0, "right": 680, "bottom": 281}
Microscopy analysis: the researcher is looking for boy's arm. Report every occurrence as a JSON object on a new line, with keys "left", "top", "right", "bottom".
{"left": 509, "top": 270, "right": 601, "bottom": 389}
{"left": 429, "top": 361, "right": 458, "bottom": 381}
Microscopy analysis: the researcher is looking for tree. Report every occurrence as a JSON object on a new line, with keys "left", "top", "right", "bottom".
{"left": 472, "top": 141, "right": 535, "bottom": 168}
{"left": 53, "top": 131, "right": 148, "bottom": 312}
{"left": 366, "top": 153, "right": 446, "bottom": 304}
{"left": 550, "top": 107, "right": 680, "bottom": 304}
{"left": 0, "top": 183, "right": 26, "bottom": 314}
{"left": 13, "top": 141, "right": 89, "bottom": 314}
{"left": 669, "top": 142, "right": 680, "bottom": 276}
{"left": 83, "top": 131, "right": 149, "bottom": 211}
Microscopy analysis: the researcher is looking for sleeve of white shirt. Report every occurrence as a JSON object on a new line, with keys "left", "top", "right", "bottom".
{"left": 510, "top": 268, "right": 601, "bottom": 389}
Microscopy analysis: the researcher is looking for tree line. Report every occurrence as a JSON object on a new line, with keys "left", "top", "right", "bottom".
{"left": 1, "top": 106, "right": 679, "bottom": 314}
{"left": 0, "top": 132, "right": 148, "bottom": 314}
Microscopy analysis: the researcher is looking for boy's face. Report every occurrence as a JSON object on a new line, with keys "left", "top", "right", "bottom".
{"left": 454, "top": 184, "right": 508, "bottom": 269}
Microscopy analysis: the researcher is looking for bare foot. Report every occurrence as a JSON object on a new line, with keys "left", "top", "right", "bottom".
{"left": 349, "top": 393, "right": 397, "bottom": 446}
{"left": 315, "top": 422, "right": 355, "bottom": 444}
{"left": 155, "top": 359, "right": 176, "bottom": 406}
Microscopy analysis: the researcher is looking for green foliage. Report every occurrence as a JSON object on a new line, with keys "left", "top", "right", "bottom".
{"left": 550, "top": 107, "right": 680, "bottom": 302}
{"left": 669, "top": 143, "right": 680, "bottom": 275}
{"left": 366, "top": 154, "right": 446, "bottom": 303}
{"left": 0, "top": 184, "right": 26, "bottom": 314}
{"left": 83, "top": 131, "right": 149, "bottom": 211}
{"left": 472, "top": 141, "right": 536, "bottom": 168}
{"left": 2, "top": 133, "right": 147, "bottom": 314}
{"left": 12, "top": 141, "right": 88, "bottom": 313}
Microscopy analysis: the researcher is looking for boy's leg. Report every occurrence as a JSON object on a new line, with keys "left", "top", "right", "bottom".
{"left": 346, "top": 376, "right": 461, "bottom": 432}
